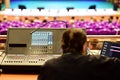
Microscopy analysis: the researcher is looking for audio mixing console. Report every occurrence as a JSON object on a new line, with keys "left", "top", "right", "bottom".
{"left": 0, "top": 28, "right": 66, "bottom": 73}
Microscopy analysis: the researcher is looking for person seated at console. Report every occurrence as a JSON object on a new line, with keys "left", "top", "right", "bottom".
{"left": 37, "top": 28, "right": 120, "bottom": 80}
{"left": 88, "top": 38, "right": 99, "bottom": 50}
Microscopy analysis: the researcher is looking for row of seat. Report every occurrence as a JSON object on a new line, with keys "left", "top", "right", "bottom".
{"left": 0, "top": 20, "right": 120, "bottom": 35}
{"left": 0, "top": 8, "right": 119, "bottom": 16}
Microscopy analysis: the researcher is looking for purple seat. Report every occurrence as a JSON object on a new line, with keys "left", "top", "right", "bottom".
{"left": 0, "top": 39, "right": 6, "bottom": 43}
{"left": 114, "top": 29, "right": 120, "bottom": 35}
{"left": 118, "top": 31, "right": 120, "bottom": 35}
{"left": 0, "top": 29, "right": 7, "bottom": 35}
{"left": 106, "top": 23, "right": 118, "bottom": 30}
{"left": 111, "top": 29, "right": 117, "bottom": 35}
{"left": 86, "top": 29, "right": 98, "bottom": 35}
{"left": 98, "top": 28, "right": 111, "bottom": 35}
{"left": 94, "top": 25, "right": 104, "bottom": 30}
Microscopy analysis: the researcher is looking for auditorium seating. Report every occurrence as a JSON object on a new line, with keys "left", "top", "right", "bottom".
{"left": 0, "top": 19, "right": 120, "bottom": 35}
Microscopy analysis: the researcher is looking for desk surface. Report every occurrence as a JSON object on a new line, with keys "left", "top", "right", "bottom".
{"left": 0, "top": 74, "right": 38, "bottom": 80}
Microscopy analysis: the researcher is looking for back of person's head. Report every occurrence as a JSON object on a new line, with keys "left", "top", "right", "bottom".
{"left": 61, "top": 28, "right": 87, "bottom": 54}
{"left": 89, "top": 38, "right": 99, "bottom": 50}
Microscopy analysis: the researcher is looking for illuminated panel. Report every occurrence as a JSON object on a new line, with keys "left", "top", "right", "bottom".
{"left": 31, "top": 31, "right": 53, "bottom": 54}
{"left": 101, "top": 41, "right": 120, "bottom": 59}
{"left": 31, "top": 31, "right": 53, "bottom": 46}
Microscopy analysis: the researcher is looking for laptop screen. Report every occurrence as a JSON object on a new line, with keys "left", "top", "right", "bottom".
{"left": 100, "top": 41, "right": 120, "bottom": 59}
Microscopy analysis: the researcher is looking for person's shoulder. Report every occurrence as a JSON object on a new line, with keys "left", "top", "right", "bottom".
{"left": 43, "top": 53, "right": 81, "bottom": 67}
{"left": 83, "top": 55, "right": 120, "bottom": 65}
{"left": 43, "top": 54, "right": 120, "bottom": 67}
{"left": 43, "top": 57, "right": 59, "bottom": 67}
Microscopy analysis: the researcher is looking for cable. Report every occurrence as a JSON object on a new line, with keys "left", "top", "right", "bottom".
{"left": 0, "top": 50, "right": 5, "bottom": 56}
{"left": 30, "top": 20, "right": 67, "bottom": 34}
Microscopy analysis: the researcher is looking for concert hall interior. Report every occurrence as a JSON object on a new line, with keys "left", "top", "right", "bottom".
{"left": 0, "top": 0, "right": 120, "bottom": 80}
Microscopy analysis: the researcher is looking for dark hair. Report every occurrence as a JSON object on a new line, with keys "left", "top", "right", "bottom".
{"left": 62, "top": 28, "right": 86, "bottom": 54}
{"left": 71, "top": 16, "right": 75, "bottom": 19}
{"left": 89, "top": 39, "right": 99, "bottom": 50}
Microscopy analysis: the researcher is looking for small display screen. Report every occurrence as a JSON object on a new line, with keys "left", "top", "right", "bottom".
{"left": 101, "top": 41, "right": 120, "bottom": 59}
{"left": 31, "top": 31, "right": 53, "bottom": 46}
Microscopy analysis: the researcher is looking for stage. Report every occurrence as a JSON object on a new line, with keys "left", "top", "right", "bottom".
{"left": 10, "top": 1, "right": 113, "bottom": 9}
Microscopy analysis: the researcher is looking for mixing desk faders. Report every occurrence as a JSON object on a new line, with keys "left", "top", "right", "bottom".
{"left": 1, "top": 54, "right": 61, "bottom": 73}
{"left": 2, "top": 54, "right": 61, "bottom": 65}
